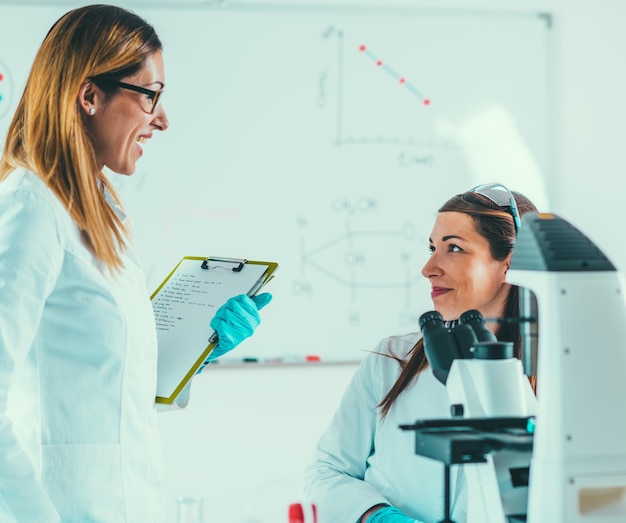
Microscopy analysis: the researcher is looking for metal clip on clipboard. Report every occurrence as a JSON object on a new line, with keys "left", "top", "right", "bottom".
{"left": 201, "top": 257, "right": 247, "bottom": 272}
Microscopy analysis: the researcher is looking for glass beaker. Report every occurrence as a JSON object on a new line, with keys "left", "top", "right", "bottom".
{"left": 176, "top": 496, "right": 204, "bottom": 523}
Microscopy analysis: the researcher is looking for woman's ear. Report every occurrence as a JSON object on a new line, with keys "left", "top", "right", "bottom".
{"left": 504, "top": 252, "right": 513, "bottom": 275}
{"left": 78, "top": 80, "right": 97, "bottom": 116}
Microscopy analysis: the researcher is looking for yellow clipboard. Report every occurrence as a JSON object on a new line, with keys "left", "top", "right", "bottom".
{"left": 152, "top": 256, "right": 278, "bottom": 404}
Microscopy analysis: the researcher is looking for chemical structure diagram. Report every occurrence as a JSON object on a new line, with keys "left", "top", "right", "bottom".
{"left": 293, "top": 196, "right": 429, "bottom": 328}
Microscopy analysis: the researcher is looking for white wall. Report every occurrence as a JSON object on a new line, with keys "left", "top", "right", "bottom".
{"left": 157, "top": 2, "right": 626, "bottom": 522}
{"left": 550, "top": 0, "right": 626, "bottom": 266}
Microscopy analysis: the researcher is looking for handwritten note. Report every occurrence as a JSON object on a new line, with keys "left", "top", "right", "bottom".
{"left": 153, "top": 271, "right": 223, "bottom": 332}
{"left": 152, "top": 257, "right": 276, "bottom": 403}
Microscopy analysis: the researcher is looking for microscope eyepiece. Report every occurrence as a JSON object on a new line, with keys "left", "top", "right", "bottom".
{"left": 419, "top": 309, "right": 511, "bottom": 384}
{"left": 419, "top": 310, "right": 444, "bottom": 329}
{"left": 419, "top": 310, "right": 458, "bottom": 385}
{"left": 459, "top": 309, "right": 483, "bottom": 323}
{"left": 459, "top": 309, "right": 497, "bottom": 343}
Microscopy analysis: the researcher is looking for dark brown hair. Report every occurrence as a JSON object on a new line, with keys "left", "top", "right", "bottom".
{"left": 378, "top": 189, "right": 538, "bottom": 418}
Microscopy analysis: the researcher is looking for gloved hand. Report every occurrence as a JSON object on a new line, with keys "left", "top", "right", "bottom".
{"left": 367, "top": 506, "right": 421, "bottom": 523}
{"left": 207, "top": 293, "right": 272, "bottom": 361}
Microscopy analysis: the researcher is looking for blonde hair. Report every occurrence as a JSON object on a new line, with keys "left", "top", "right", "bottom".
{"left": 0, "top": 5, "right": 162, "bottom": 271}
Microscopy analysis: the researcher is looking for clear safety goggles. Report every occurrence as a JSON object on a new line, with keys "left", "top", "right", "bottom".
{"left": 470, "top": 182, "right": 521, "bottom": 234}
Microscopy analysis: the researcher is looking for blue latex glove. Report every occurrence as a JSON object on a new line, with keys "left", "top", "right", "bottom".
{"left": 207, "top": 293, "right": 272, "bottom": 361}
{"left": 367, "top": 506, "right": 421, "bottom": 523}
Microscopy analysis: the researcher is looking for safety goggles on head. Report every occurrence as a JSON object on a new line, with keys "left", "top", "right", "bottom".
{"left": 470, "top": 182, "right": 521, "bottom": 234}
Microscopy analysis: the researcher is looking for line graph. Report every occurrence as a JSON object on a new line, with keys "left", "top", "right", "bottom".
{"left": 327, "top": 28, "right": 446, "bottom": 148}
{"left": 358, "top": 44, "right": 431, "bottom": 106}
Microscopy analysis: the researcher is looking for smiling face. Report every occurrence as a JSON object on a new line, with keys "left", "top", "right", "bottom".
{"left": 421, "top": 211, "right": 512, "bottom": 323}
{"left": 80, "top": 50, "right": 169, "bottom": 175}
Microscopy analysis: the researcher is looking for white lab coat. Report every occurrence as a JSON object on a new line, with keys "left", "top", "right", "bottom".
{"left": 0, "top": 169, "right": 166, "bottom": 522}
{"left": 303, "top": 332, "right": 467, "bottom": 523}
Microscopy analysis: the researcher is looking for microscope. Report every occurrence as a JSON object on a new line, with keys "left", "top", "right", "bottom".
{"left": 401, "top": 212, "right": 626, "bottom": 522}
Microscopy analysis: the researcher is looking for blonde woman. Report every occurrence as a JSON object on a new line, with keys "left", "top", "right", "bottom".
{"left": 0, "top": 5, "right": 270, "bottom": 521}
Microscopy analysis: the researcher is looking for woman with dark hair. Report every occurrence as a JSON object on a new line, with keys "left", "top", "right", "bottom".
{"left": 303, "top": 184, "right": 538, "bottom": 523}
{"left": 0, "top": 5, "right": 270, "bottom": 521}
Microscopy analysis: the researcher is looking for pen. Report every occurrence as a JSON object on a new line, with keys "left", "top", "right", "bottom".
{"left": 247, "top": 274, "right": 267, "bottom": 298}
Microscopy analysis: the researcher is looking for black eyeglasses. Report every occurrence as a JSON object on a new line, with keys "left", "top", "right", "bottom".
{"left": 115, "top": 81, "right": 163, "bottom": 114}
{"left": 470, "top": 182, "right": 521, "bottom": 234}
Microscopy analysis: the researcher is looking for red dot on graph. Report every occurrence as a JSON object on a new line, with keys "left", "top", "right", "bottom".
{"left": 376, "top": 60, "right": 383, "bottom": 66}
{"left": 359, "top": 44, "right": 366, "bottom": 52}
{"left": 399, "top": 78, "right": 406, "bottom": 84}
{"left": 423, "top": 99, "right": 431, "bottom": 106}
{"left": 0, "top": 73, "right": 4, "bottom": 82}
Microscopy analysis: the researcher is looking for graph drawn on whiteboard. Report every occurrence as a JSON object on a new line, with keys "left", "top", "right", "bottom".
{"left": 358, "top": 43, "right": 432, "bottom": 106}
{"left": 323, "top": 26, "right": 457, "bottom": 150}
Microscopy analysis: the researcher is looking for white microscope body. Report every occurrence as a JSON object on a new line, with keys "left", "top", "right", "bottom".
{"left": 506, "top": 212, "right": 626, "bottom": 522}
{"left": 416, "top": 308, "right": 537, "bottom": 523}
{"left": 446, "top": 340, "right": 537, "bottom": 522}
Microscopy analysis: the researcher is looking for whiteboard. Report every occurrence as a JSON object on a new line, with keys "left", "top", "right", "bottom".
{"left": 0, "top": 3, "right": 552, "bottom": 362}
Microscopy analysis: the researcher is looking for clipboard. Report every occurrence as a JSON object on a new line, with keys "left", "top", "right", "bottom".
{"left": 151, "top": 256, "right": 278, "bottom": 404}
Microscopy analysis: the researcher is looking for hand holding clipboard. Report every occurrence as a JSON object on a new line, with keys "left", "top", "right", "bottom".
{"left": 207, "top": 292, "right": 273, "bottom": 360}
{"left": 151, "top": 256, "right": 278, "bottom": 405}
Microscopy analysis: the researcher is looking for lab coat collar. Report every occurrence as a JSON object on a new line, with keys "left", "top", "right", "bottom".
{"left": 98, "top": 177, "right": 128, "bottom": 225}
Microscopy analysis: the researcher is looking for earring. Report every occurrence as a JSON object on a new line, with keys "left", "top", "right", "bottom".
{"left": 88, "top": 107, "right": 95, "bottom": 116}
